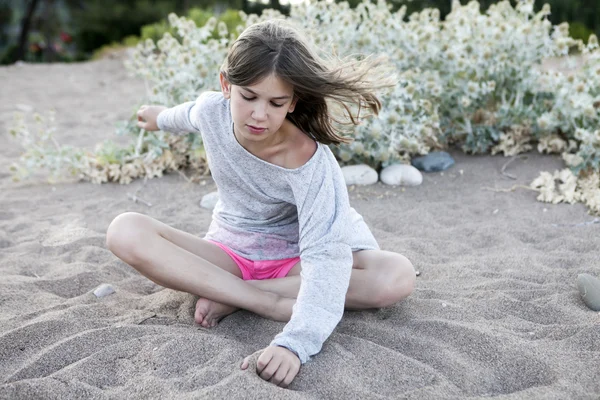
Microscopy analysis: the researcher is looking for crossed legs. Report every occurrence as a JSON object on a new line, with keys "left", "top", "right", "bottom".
{"left": 106, "top": 212, "right": 415, "bottom": 327}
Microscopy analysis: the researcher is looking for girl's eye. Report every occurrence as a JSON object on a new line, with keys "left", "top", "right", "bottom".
{"left": 241, "top": 94, "right": 284, "bottom": 108}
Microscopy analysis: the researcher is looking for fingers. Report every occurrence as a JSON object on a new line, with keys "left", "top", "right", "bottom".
{"left": 258, "top": 357, "right": 281, "bottom": 382}
{"left": 256, "top": 351, "right": 274, "bottom": 375}
{"left": 136, "top": 105, "right": 147, "bottom": 118}
{"left": 281, "top": 370, "right": 296, "bottom": 388}
{"left": 242, "top": 347, "right": 299, "bottom": 388}
{"left": 269, "top": 365, "right": 290, "bottom": 387}
{"left": 136, "top": 107, "right": 146, "bottom": 129}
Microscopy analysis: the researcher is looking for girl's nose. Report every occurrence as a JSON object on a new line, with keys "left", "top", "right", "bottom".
{"left": 252, "top": 104, "right": 267, "bottom": 120}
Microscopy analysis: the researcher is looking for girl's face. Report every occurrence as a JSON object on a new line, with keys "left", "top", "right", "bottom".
{"left": 220, "top": 73, "right": 297, "bottom": 147}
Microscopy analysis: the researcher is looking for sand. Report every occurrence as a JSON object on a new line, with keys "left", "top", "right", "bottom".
{"left": 1, "top": 56, "right": 599, "bottom": 399}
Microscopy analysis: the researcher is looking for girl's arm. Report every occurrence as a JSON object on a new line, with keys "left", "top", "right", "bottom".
{"left": 155, "top": 100, "right": 202, "bottom": 134}
{"left": 137, "top": 92, "right": 214, "bottom": 134}
{"left": 270, "top": 150, "right": 354, "bottom": 364}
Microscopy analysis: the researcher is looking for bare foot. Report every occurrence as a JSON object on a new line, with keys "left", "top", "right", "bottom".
{"left": 194, "top": 298, "right": 238, "bottom": 328}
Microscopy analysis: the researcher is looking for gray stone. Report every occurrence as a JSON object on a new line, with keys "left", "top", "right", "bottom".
{"left": 380, "top": 164, "right": 423, "bottom": 186}
{"left": 577, "top": 273, "right": 600, "bottom": 311}
{"left": 201, "top": 191, "right": 220, "bottom": 210}
{"left": 341, "top": 164, "right": 378, "bottom": 185}
{"left": 93, "top": 284, "right": 115, "bottom": 298}
{"left": 411, "top": 151, "right": 455, "bottom": 172}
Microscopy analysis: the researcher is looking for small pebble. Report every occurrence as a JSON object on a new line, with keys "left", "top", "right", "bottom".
{"left": 442, "top": 302, "right": 447, "bottom": 308}
{"left": 341, "top": 164, "right": 378, "bottom": 185}
{"left": 200, "top": 191, "right": 220, "bottom": 210}
{"left": 577, "top": 273, "right": 600, "bottom": 311}
{"left": 493, "top": 209, "right": 499, "bottom": 214}
{"left": 379, "top": 164, "right": 423, "bottom": 186}
{"left": 93, "top": 283, "right": 115, "bottom": 298}
{"left": 415, "top": 270, "right": 421, "bottom": 277}
{"left": 411, "top": 151, "right": 455, "bottom": 172}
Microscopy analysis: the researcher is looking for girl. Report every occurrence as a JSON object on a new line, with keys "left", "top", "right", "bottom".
{"left": 106, "top": 19, "right": 415, "bottom": 388}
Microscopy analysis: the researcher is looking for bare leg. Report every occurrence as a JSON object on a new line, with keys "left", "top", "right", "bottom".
{"left": 107, "top": 213, "right": 286, "bottom": 322}
{"left": 106, "top": 213, "right": 414, "bottom": 327}
{"left": 196, "top": 250, "right": 416, "bottom": 326}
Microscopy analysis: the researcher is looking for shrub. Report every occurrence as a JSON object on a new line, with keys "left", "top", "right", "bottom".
{"left": 9, "top": 0, "right": 600, "bottom": 214}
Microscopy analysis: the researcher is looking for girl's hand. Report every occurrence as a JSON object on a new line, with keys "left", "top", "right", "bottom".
{"left": 136, "top": 105, "right": 167, "bottom": 131}
{"left": 241, "top": 345, "right": 301, "bottom": 388}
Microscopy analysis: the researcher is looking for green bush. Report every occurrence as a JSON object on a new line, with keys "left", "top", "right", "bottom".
{"left": 139, "top": 8, "right": 243, "bottom": 43}
{"left": 91, "top": 8, "right": 243, "bottom": 60}
{"left": 570, "top": 21, "right": 594, "bottom": 44}
{"left": 10, "top": 1, "right": 600, "bottom": 215}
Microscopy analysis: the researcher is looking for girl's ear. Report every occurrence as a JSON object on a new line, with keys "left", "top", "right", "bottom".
{"left": 219, "top": 72, "right": 231, "bottom": 99}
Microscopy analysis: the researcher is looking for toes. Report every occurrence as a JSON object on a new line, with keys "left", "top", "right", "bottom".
{"left": 194, "top": 309, "right": 205, "bottom": 324}
{"left": 203, "top": 319, "right": 217, "bottom": 328}
{"left": 195, "top": 298, "right": 209, "bottom": 324}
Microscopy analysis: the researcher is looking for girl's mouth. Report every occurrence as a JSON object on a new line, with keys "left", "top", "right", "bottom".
{"left": 247, "top": 125, "right": 266, "bottom": 134}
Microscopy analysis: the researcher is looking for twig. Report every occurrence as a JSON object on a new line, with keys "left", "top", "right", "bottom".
{"left": 135, "top": 128, "right": 145, "bottom": 156}
{"left": 127, "top": 193, "right": 152, "bottom": 207}
{"left": 501, "top": 156, "right": 518, "bottom": 180}
{"left": 133, "top": 177, "right": 148, "bottom": 196}
{"left": 481, "top": 185, "right": 538, "bottom": 193}
{"left": 177, "top": 169, "right": 192, "bottom": 183}
{"left": 50, "top": 136, "right": 62, "bottom": 152}
{"left": 128, "top": 178, "right": 152, "bottom": 206}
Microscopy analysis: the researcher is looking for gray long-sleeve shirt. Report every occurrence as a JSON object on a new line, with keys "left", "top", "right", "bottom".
{"left": 157, "top": 91, "right": 379, "bottom": 363}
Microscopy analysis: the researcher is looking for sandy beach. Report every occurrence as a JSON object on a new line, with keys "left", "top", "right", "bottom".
{"left": 1, "top": 57, "right": 599, "bottom": 399}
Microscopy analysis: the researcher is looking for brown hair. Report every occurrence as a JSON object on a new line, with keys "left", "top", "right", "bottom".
{"left": 220, "top": 19, "right": 396, "bottom": 145}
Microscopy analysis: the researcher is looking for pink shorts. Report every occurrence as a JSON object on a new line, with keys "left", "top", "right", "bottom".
{"left": 209, "top": 240, "right": 301, "bottom": 280}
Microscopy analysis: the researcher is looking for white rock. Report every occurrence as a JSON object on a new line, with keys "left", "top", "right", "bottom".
{"left": 380, "top": 164, "right": 423, "bottom": 186}
{"left": 341, "top": 164, "right": 378, "bottom": 186}
{"left": 93, "top": 284, "right": 115, "bottom": 297}
{"left": 200, "top": 191, "right": 220, "bottom": 210}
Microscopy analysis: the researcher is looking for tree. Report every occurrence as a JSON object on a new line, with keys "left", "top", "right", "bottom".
{"left": 15, "top": 0, "right": 39, "bottom": 62}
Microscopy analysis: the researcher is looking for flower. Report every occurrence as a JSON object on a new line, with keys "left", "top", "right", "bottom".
{"left": 59, "top": 32, "right": 72, "bottom": 43}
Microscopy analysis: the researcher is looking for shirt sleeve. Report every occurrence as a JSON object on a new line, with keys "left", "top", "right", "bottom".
{"left": 270, "top": 151, "right": 353, "bottom": 364}
{"left": 156, "top": 92, "right": 213, "bottom": 134}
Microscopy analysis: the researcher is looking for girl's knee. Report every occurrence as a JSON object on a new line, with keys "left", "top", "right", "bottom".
{"left": 377, "top": 254, "right": 415, "bottom": 307}
{"left": 106, "top": 212, "right": 151, "bottom": 262}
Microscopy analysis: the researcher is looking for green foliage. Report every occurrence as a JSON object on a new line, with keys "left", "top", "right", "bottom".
{"left": 139, "top": 8, "right": 243, "bottom": 43}
{"left": 71, "top": 0, "right": 175, "bottom": 55}
{"left": 570, "top": 22, "right": 594, "bottom": 44}
{"left": 8, "top": 0, "right": 600, "bottom": 214}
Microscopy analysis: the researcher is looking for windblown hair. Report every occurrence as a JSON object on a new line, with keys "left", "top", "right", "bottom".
{"left": 220, "top": 19, "right": 396, "bottom": 145}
